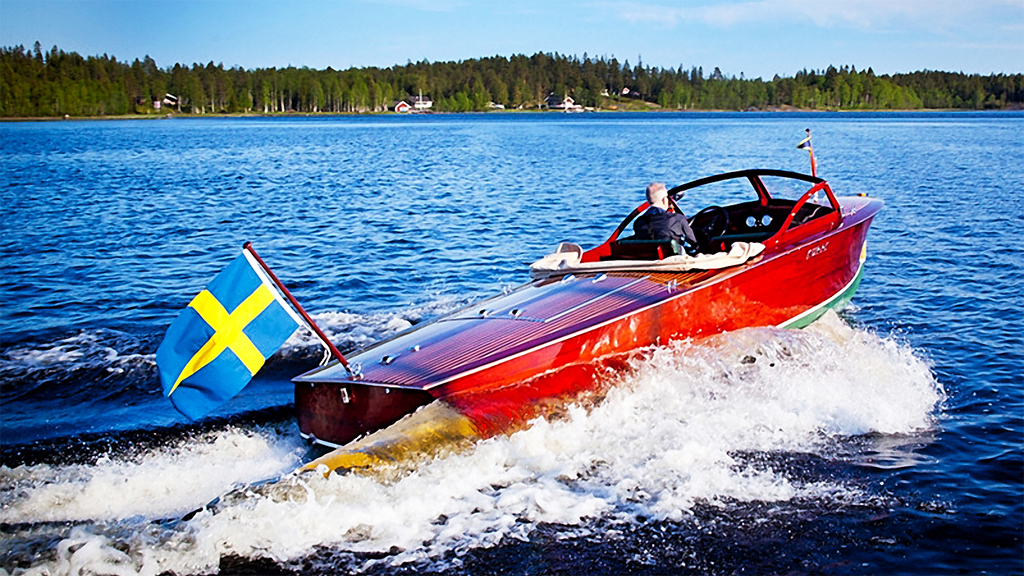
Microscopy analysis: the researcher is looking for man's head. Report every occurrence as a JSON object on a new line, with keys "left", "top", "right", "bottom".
{"left": 646, "top": 182, "right": 669, "bottom": 209}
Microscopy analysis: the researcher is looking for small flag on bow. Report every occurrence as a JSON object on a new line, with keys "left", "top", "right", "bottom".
{"left": 796, "top": 128, "right": 817, "bottom": 177}
{"left": 156, "top": 247, "right": 304, "bottom": 420}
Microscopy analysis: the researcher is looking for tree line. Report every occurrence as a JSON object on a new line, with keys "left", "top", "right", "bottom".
{"left": 2, "top": 42, "right": 1021, "bottom": 117}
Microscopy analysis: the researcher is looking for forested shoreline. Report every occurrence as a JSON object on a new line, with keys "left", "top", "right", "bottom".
{"left": 2, "top": 42, "right": 1022, "bottom": 117}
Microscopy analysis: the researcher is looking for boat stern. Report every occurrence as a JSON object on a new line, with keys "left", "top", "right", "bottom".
{"left": 293, "top": 365, "right": 436, "bottom": 447}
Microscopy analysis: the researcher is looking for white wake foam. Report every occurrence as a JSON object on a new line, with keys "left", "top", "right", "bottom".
{"left": 0, "top": 426, "right": 306, "bottom": 525}
{"left": 3, "top": 312, "right": 944, "bottom": 575}
{"left": 0, "top": 330, "right": 153, "bottom": 377}
{"left": 278, "top": 294, "right": 469, "bottom": 355}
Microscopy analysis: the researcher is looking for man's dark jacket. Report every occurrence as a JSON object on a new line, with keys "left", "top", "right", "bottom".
{"left": 633, "top": 207, "right": 697, "bottom": 244}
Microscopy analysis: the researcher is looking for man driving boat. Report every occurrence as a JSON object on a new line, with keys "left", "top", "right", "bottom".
{"left": 633, "top": 182, "right": 697, "bottom": 246}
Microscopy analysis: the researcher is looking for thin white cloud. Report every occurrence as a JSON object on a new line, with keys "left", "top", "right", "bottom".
{"left": 611, "top": 0, "right": 1023, "bottom": 33}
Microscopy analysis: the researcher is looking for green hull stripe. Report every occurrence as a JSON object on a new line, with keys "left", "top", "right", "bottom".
{"left": 778, "top": 262, "right": 865, "bottom": 330}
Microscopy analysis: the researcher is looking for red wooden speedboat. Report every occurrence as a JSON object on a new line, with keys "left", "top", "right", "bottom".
{"left": 294, "top": 169, "right": 883, "bottom": 450}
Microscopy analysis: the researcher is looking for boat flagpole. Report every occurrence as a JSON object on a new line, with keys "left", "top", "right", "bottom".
{"left": 797, "top": 128, "right": 817, "bottom": 177}
{"left": 242, "top": 242, "right": 355, "bottom": 377}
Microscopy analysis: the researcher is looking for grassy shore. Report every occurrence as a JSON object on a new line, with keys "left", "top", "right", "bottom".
{"left": 4, "top": 103, "right": 1017, "bottom": 121}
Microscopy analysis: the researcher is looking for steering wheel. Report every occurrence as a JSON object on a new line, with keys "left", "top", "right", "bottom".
{"left": 689, "top": 206, "right": 730, "bottom": 253}
{"left": 667, "top": 195, "right": 683, "bottom": 215}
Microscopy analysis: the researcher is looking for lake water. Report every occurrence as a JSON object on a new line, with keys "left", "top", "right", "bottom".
{"left": 1, "top": 112, "right": 1021, "bottom": 575}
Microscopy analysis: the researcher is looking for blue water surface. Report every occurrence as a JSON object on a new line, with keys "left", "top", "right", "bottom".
{"left": 1, "top": 112, "right": 1021, "bottom": 575}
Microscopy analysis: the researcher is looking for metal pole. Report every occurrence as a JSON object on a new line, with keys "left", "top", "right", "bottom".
{"left": 243, "top": 242, "right": 353, "bottom": 374}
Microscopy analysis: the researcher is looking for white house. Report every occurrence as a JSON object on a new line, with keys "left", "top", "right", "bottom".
{"left": 545, "top": 93, "right": 582, "bottom": 111}
{"left": 409, "top": 95, "right": 433, "bottom": 110}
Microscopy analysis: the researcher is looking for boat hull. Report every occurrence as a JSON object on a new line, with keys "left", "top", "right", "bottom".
{"left": 296, "top": 195, "right": 881, "bottom": 447}
{"left": 295, "top": 382, "right": 434, "bottom": 447}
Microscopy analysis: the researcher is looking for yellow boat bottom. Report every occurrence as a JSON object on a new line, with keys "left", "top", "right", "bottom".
{"left": 301, "top": 400, "right": 482, "bottom": 477}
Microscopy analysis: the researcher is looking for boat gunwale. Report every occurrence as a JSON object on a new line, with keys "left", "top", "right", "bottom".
{"left": 294, "top": 195, "right": 882, "bottom": 390}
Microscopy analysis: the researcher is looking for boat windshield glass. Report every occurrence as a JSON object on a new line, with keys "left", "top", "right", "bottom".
{"left": 679, "top": 177, "right": 753, "bottom": 209}
{"left": 759, "top": 175, "right": 819, "bottom": 203}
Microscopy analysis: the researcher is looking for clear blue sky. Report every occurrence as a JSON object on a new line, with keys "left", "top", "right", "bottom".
{"left": 1, "top": 0, "right": 1021, "bottom": 78}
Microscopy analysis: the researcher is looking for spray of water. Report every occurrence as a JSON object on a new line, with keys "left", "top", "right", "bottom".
{"left": 1, "top": 312, "right": 943, "bottom": 575}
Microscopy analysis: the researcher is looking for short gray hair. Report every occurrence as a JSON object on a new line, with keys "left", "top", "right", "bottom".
{"left": 646, "top": 182, "right": 668, "bottom": 205}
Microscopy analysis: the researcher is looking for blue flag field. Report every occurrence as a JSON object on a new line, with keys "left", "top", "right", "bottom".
{"left": 156, "top": 250, "right": 302, "bottom": 420}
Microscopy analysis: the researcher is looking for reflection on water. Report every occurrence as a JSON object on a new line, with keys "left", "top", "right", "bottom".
{"left": 845, "top": 432, "right": 938, "bottom": 470}
{"left": 1, "top": 112, "right": 1021, "bottom": 575}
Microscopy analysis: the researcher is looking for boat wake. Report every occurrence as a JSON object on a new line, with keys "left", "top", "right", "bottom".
{"left": 0, "top": 295, "right": 467, "bottom": 396}
{"left": 0, "top": 300, "right": 467, "bottom": 447}
{"left": 0, "top": 312, "right": 944, "bottom": 575}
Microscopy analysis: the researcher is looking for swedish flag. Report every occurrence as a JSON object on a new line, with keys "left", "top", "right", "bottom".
{"left": 796, "top": 128, "right": 817, "bottom": 177}
{"left": 156, "top": 250, "right": 300, "bottom": 420}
